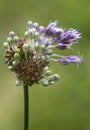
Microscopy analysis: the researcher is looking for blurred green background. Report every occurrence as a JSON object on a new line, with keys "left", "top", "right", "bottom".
{"left": 0, "top": 0, "right": 89, "bottom": 130}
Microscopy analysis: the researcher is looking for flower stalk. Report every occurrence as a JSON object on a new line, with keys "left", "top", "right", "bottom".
{"left": 23, "top": 82, "right": 29, "bottom": 130}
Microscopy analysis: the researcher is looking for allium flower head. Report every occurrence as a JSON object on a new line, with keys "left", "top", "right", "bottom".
{"left": 3, "top": 20, "right": 84, "bottom": 87}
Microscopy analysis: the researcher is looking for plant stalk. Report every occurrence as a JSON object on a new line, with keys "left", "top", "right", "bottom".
{"left": 23, "top": 83, "right": 29, "bottom": 130}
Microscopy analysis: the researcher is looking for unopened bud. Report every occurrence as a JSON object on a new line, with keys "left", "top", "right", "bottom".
{"left": 14, "top": 36, "right": 19, "bottom": 43}
{"left": 15, "top": 79, "right": 22, "bottom": 86}
{"left": 59, "top": 57, "right": 70, "bottom": 65}
{"left": 41, "top": 44, "right": 46, "bottom": 51}
{"left": 12, "top": 60, "right": 18, "bottom": 66}
{"left": 28, "top": 28, "right": 36, "bottom": 39}
{"left": 41, "top": 78, "right": 49, "bottom": 86}
{"left": 33, "top": 22, "right": 39, "bottom": 29}
{"left": 49, "top": 81, "right": 54, "bottom": 85}
{"left": 14, "top": 53, "right": 20, "bottom": 60}
{"left": 35, "top": 42, "right": 40, "bottom": 50}
{"left": 24, "top": 31, "right": 29, "bottom": 39}
{"left": 52, "top": 74, "right": 60, "bottom": 81}
{"left": 3, "top": 42, "right": 9, "bottom": 49}
{"left": 7, "top": 37, "right": 12, "bottom": 44}
{"left": 15, "top": 48, "right": 20, "bottom": 53}
{"left": 27, "top": 21, "right": 33, "bottom": 29}
{"left": 44, "top": 66, "right": 49, "bottom": 71}
{"left": 41, "top": 56, "right": 46, "bottom": 60}
{"left": 22, "top": 44, "right": 28, "bottom": 53}
{"left": 45, "top": 55, "right": 50, "bottom": 60}
{"left": 45, "top": 70, "right": 51, "bottom": 76}
{"left": 9, "top": 31, "right": 16, "bottom": 38}
{"left": 34, "top": 32, "right": 39, "bottom": 41}
{"left": 8, "top": 65, "right": 13, "bottom": 70}
{"left": 48, "top": 74, "right": 60, "bottom": 82}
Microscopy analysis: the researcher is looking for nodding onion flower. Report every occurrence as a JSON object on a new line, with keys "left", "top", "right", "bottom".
{"left": 3, "top": 20, "right": 84, "bottom": 87}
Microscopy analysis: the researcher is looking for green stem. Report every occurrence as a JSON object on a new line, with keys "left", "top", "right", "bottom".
{"left": 23, "top": 83, "right": 29, "bottom": 130}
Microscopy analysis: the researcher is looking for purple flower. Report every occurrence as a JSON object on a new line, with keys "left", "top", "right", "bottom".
{"left": 45, "top": 22, "right": 63, "bottom": 37}
{"left": 38, "top": 26, "right": 45, "bottom": 33}
{"left": 67, "top": 55, "right": 84, "bottom": 63}
{"left": 3, "top": 20, "right": 84, "bottom": 86}
{"left": 33, "top": 22, "right": 39, "bottom": 30}
{"left": 47, "top": 21, "right": 57, "bottom": 28}
{"left": 59, "top": 55, "right": 84, "bottom": 65}
{"left": 57, "top": 29, "right": 81, "bottom": 44}
{"left": 35, "top": 22, "right": 81, "bottom": 47}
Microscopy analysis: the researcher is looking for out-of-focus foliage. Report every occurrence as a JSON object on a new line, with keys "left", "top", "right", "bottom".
{"left": 0, "top": 0, "right": 89, "bottom": 130}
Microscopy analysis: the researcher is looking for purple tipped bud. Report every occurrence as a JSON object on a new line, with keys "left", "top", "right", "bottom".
{"left": 59, "top": 57, "right": 70, "bottom": 65}
{"left": 59, "top": 55, "right": 84, "bottom": 65}
{"left": 47, "top": 21, "right": 57, "bottom": 28}
{"left": 38, "top": 26, "right": 45, "bottom": 33}
{"left": 58, "top": 29, "right": 81, "bottom": 44}
{"left": 56, "top": 43, "right": 67, "bottom": 50}
{"left": 33, "top": 22, "right": 39, "bottom": 30}
{"left": 67, "top": 55, "right": 84, "bottom": 63}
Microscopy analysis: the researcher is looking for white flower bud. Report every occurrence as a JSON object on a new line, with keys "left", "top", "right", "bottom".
{"left": 7, "top": 37, "right": 12, "bottom": 44}
{"left": 49, "top": 81, "right": 54, "bottom": 85}
{"left": 35, "top": 42, "right": 40, "bottom": 50}
{"left": 14, "top": 53, "right": 20, "bottom": 62}
{"left": 8, "top": 65, "right": 13, "bottom": 70}
{"left": 15, "top": 79, "right": 22, "bottom": 86}
{"left": 28, "top": 28, "right": 36, "bottom": 39}
{"left": 44, "top": 70, "right": 51, "bottom": 76}
{"left": 9, "top": 31, "right": 16, "bottom": 38}
{"left": 41, "top": 56, "right": 46, "bottom": 60}
{"left": 22, "top": 44, "right": 29, "bottom": 60}
{"left": 44, "top": 66, "right": 49, "bottom": 71}
{"left": 27, "top": 21, "right": 33, "bottom": 29}
{"left": 41, "top": 44, "right": 46, "bottom": 51}
{"left": 40, "top": 78, "right": 49, "bottom": 86}
{"left": 22, "top": 44, "right": 28, "bottom": 53}
{"left": 14, "top": 36, "right": 19, "bottom": 43}
{"left": 24, "top": 31, "right": 29, "bottom": 39}
{"left": 12, "top": 60, "right": 18, "bottom": 66}
{"left": 53, "top": 74, "right": 60, "bottom": 81}
{"left": 9, "top": 31, "right": 16, "bottom": 39}
{"left": 3, "top": 42, "right": 9, "bottom": 49}
{"left": 48, "top": 74, "right": 60, "bottom": 82}
{"left": 15, "top": 48, "right": 20, "bottom": 53}
{"left": 45, "top": 55, "right": 50, "bottom": 60}
{"left": 34, "top": 32, "right": 39, "bottom": 41}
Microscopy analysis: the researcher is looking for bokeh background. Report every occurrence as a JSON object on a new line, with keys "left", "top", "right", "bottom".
{"left": 0, "top": 0, "right": 89, "bottom": 130}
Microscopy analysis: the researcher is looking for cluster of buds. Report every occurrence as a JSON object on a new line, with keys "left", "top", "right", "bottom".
{"left": 3, "top": 20, "right": 84, "bottom": 87}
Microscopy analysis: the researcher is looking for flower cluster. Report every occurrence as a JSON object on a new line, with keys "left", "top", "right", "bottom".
{"left": 3, "top": 20, "right": 84, "bottom": 87}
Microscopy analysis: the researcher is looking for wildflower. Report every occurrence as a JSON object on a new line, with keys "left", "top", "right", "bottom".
{"left": 59, "top": 55, "right": 84, "bottom": 65}
{"left": 3, "top": 20, "right": 84, "bottom": 87}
